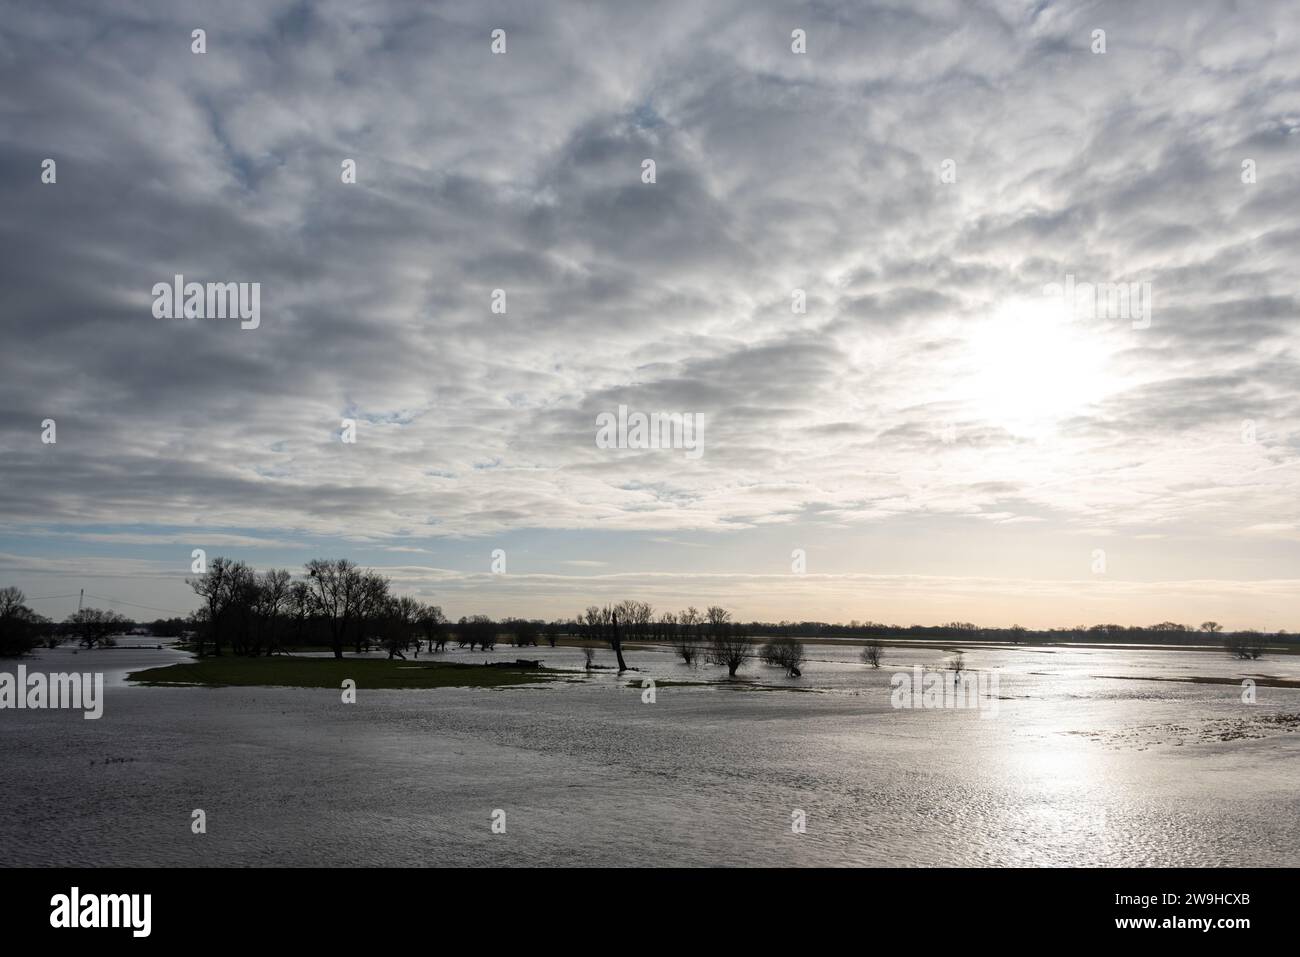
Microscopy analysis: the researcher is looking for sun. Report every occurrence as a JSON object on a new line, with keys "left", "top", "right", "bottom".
{"left": 952, "top": 297, "right": 1117, "bottom": 436}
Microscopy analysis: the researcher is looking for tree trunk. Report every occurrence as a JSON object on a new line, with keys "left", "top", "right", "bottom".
{"left": 611, "top": 611, "right": 628, "bottom": 672}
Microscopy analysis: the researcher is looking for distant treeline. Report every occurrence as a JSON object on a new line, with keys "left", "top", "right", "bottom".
{"left": 1, "top": 568, "right": 1294, "bottom": 664}
{"left": 711, "top": 619, "right": 1294, "bottom": 648}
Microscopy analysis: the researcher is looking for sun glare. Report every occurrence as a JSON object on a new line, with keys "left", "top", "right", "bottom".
{"left": 954, "top": 297, "right": 1116, "bottom": 436}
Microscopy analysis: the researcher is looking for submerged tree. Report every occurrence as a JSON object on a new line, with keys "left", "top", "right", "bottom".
{"left": 861, "top": 640, "right": 883, "bottom": 668}
{"left": 706, "top": 609, "right": 750, "bottom": 677}
{"left": 378, "top": 595, "right": 421, "bottom": 659}
{"left": 417, "top": 603, "right": 448, "bottom": 652}
{"left": 1226, "top": 632, "right": 1265, "bottom": 660}
{"left": 508, "top": 618, "right": 541, "bottom": 647}
{"left": 456, "top": 615, "right": 497, "bottom": 651}
{"left": 760, "top": 637, "right": 806, "bottom": 677}
{"left": 66, "top": 608, "right": 127, "bottom": 649}
{"left": 674, "top": 628, "right": 700, "bottom": 666}
{"left": 584, "top": 604, "right": 630, "bottom": 672}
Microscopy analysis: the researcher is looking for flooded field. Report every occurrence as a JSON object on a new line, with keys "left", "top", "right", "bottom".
{"left": 2, "top": 641, "right": 1298, "bottom": 866}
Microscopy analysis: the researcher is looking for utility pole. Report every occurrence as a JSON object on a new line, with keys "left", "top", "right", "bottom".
{"left": 78, "top": 588, "right": 84, "bottom": 612}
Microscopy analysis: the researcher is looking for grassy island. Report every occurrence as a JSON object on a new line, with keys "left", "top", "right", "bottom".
{"left": 128, "top": 656, "right": 565, "bottom": 690}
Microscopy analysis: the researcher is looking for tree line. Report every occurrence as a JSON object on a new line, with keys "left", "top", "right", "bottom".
{"left": 182, "top": 557, "right": 449, "bottom": 659}
{"left": 1, "top": 569, "right": 1292, "bottom": 667}
{"left": 715, "top": 618, "right": 1294, "bottom": 648}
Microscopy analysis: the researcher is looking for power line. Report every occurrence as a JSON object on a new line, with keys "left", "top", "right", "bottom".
{"left": 81, "top": 593, "right": 191, "bottom": 616}
{"left": 18, "top": 591, "right": 191, "bottom": 616}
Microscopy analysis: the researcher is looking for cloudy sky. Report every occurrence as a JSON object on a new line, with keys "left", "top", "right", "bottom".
{"left": 2, "top": 0, "right": 1298, "bottom": 628}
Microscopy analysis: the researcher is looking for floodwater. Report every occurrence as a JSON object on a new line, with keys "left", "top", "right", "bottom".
{"left": 1, "top": 640, "right": 1298, "bottom": 867}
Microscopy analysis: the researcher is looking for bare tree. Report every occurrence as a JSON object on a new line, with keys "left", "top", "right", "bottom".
{"left": 353, "top": 571, "right": 391, "bottom": 653}
{"left": 417, "top": 603, "right": 447, "bottom": 652}
{"left": 456, "top": 615, "right": 497, "bottom": 651}
{"left": 861, "top": 640, "right": 883, "bottom": 668}
{"left": 617, "top": 600, "right": 653, "bottom": 641}
{"left": 0, "top": 588, "right": 50, "bottom": 657}
{"left": 509, "top": 618, "right": 541, "bottom": 647}
{"left": 1226, "top": 632, "right": 1265, "bottom": 660}
{"left": 305, "top": 559, "right": 365, "bottom": 660}
{"left": 674, "top": 637, "right": 700, "bottom": 665}
{"left": 680, "top": 606, "right": 701, "bottom": 638}
{"left": 585, "top": 604, "right": 630, "bottom": 671}
{"left": 705, "top": 608, "right": 750, "bottom": 677}
{"left": 67, "top": 608, "right": 127, "bottom": 649}
{"left": 379, "top": 595, "right": 420, "bottom": 659}
{"left": 708, "top": 634, "right": 753, "bottom": 677}
{"left": 286, "top": 580, "right": 313, "bottom": 650}
{"left": 672, "top": 611, "right": 699, "bottom": 665}
{"left": 760, "top": 637, "right": 805, "bottom": 676}
{"left": 251, "top": 568, "right": 292, "bottom": 656}
{"left": 705, "top": 605, "right": 731, "bottom": 636}
{"left": 188, "top": 556, "right": 251, "bottom": 656}
{"left": 0, "top": 587, "right": 25, "bottom": 619}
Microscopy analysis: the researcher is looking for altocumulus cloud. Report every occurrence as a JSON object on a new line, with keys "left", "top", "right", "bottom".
{"left": 1, "top": 0, "right": 1298, "bottom": 625}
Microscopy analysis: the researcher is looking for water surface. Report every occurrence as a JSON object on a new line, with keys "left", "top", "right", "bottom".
{"left": 2, "top": 641, "right": 1297, "bottom": 866}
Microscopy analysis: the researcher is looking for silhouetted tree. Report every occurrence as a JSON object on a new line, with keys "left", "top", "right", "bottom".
{"left": 456, "top": 615, "right": 497, "bottom": 651}
{"left": 861, "top": 640, "right": 883, "bottom": 668}
{"left": 706, "top": 609, "right": 750, "bottom": 676}
{"left": 305, "top": 558, "right": 365, "bottom": 660}
{"left": 379, "top": 595, "right": 420, "bottom": 659}
{"left": 66, "top": 608, "right": 126, "bottom": 649}
{"left": 251, "top": 568, "right": 292, "bottom": 656}
{"left": 0, "top": 587, "right": 49, "bottom": 656}
{"left": 761, "top": 637, "right": 805, "bottom": 676}
{"left": 417, "top": 603, "right": 448, "bottom": 652}
{"left": 353, "top": 571, "right": 391, "bottom": 654}
{"left": 1226, "top": 632, "right": 1265, "bottom": 660}
{"left": 509, "top": 618, "right": 541, "bottom": 647}
{"left": 584, "top": 604, "right": 629, "bottom": 671}
{"left": 188, "top": 556, "right": 255, "bottom": 656}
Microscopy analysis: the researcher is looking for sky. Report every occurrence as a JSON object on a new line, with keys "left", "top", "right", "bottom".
{"left": 1, "top": 0, "right": 1298, "bottom": 629}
